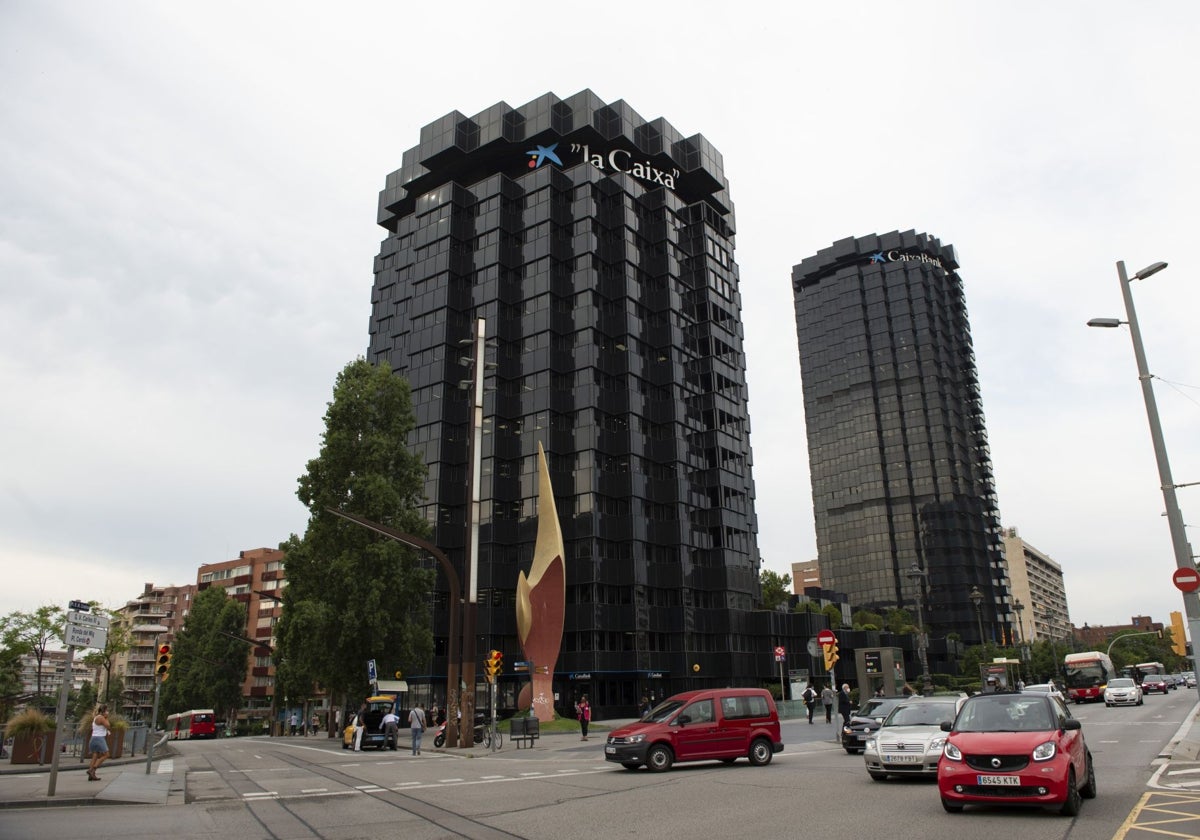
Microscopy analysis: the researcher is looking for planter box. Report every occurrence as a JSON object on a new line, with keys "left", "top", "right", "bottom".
{"left": 9, "top": 731, "right": 56, "bottom": 765}
{"left": 83, "top": 730, "right": 126, "bottom": 759}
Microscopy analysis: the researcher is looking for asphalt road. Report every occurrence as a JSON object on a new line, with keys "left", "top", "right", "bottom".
{"left": 2, "top": 691, "right": 1196, "bottom": 840}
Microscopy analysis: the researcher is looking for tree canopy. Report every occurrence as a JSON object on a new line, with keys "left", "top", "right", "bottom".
{"left": 160, "top": 586, "right": 249, "bottom": 720}
{"left": 275, "top": 359, "right": 435, "bottom": 709}
{"left": 758, "top": 570, "right": 792, "bottom": 611}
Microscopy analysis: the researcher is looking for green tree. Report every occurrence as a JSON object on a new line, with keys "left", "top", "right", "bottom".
{"left": 160, "top": 587, "right": 249, "bottom": 720}
{"left": 885, "top": 608, "right": 914, "bottom": 635}
{"left": 72, "top": 681, "right": 97, "bottom": 720}
{"left": 822, "top": 604, "right": 845, "bottom": 628}
{"left": 6, "top": 605, "right": 64, "bottom": 698}
{"left": 759, "top": 570, "right": 792, "bottom": 611}
{"left": 852, "top": 609, "right": 883, "bottom": 631}
{"left": 275, "top": 359, "right": 434, "bottom": 711}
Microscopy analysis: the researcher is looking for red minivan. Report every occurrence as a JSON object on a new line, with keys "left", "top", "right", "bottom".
{"left": 604, "top": 688, "right": 783, "bottom": 772}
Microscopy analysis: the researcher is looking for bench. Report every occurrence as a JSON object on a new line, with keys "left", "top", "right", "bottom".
{"left": 509, "top": 716, "right": 540, "bottom": 749}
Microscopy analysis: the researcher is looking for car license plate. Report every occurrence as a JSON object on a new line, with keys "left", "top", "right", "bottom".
{"left": 605, "top": 746, "right": 616, "bottom": 754}
{"left": 977, "top": 774, "right": 1019, "bottom": 786}
{"left": 884, "top": 753, "right": 921, "bottom": 763}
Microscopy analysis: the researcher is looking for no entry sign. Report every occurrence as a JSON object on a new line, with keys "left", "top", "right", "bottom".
{"left": 1173, "top": 567, "right": 1200, "bottom": 593}
{"left": 817, "top": 629, "right": 837, "bottom": 646}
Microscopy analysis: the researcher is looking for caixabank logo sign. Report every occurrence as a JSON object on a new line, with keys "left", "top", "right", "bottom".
{"left": 868, "top": 250, "right": 946, "bottom": 270}
{"left": 525, "top": 141, "right": 680, "bottom": 189}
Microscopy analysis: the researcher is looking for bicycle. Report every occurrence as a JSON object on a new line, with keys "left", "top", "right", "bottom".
{"left": 474, "top": 721, "right": 502, "bottom": 749}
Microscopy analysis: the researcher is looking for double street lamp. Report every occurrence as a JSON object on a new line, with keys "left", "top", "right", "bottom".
{"left": 969, "top": 586, "right": 985, "bottom": 646}
{"left": 906, "top": 563, "right": 934, "bottom": 695}
{"left": 1089, "top": 260, "right": 1200, "bottom": 702}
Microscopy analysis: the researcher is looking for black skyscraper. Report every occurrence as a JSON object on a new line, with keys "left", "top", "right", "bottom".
{"left": 791, "top": 231, "right": 1008, "bottom": 645}
{"left": 367, "top": 91, "right": 765, "bottom": 715}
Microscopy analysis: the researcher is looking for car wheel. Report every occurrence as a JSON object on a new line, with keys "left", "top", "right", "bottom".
{"left": 941, "top": 797, "right": 963, "bottom": 813}
{"left": 1080, "top": 753, "right": 1097, "bottom": 799}
{"left": 621, "top": 761, "right": 640, "bottom": 770}
{"left": 869, "top": 771, "right": 888, "bottom": 781}
{"left": 1105, "top": 702, "right": 1112, "bottom": 707}
{"left": 646, "top": 744, "right": 674, "bottom": 772}
{"left": 748, "top": 738, "right": 773, "bottom": 766}
{"left": 1059, "top": 768, "right": 1082, "bottom": 816}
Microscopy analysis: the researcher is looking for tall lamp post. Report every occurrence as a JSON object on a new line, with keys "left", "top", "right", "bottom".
{"left": 1089, "top": 259, "right": 1200, "bottom": 702}
{"left": 906, "top": 563, "right": 934, "bottom": 695}
{"left": 969, "top": 586, "right": 985, "bottom": 647}
{"left": 1014, "top": 600, "right": 1028, "bottom": 675}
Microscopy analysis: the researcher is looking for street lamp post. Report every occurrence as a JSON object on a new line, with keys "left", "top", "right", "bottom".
{"left": 1089, "top": 260, "right": 1200, "bottom": 702}
{"left": 1014, "top": 600, "right": 1028, "bottom": 674}
{"left": 969, "top": 586, "right": 985, "bottom": 647}
{"left": 906, "top": 563, "right": 934, "bottom": 696}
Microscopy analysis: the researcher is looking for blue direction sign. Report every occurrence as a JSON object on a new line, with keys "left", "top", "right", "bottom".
{"left": 69, "top": 600, "right": 90, "bottom": 612}
{"left": 513, "top": 660, "right": 531, "bottom": 672}
{"left": 368, "top": 659, "right": 378, "bottom": 683}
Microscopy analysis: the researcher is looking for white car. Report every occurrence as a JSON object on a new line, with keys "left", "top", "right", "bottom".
{"left": 1104, "top": 677, "right": 1143, "bottom": 707}
{"left": 1023, "top": 683, "right": 1065, "bottom": 702}
{"left": 863, "top": 696, "right": 965, "bottom": 780}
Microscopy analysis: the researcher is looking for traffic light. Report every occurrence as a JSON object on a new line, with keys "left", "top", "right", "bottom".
{"left": 1172, "top": 611, "right": 1188, "bottom": 657}
{"left": 484, "top": 650, "right": 503, "bottom": 681}
{"left": 155, "top": 643, "right": 172, "bottom": 680}
{"left": 823, "top": 641, "right": 839, "bottom": 671}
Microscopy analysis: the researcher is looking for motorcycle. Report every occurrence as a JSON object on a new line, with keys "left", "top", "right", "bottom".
{"left": 433, "top": 721, "right": 447, "bottom": 748}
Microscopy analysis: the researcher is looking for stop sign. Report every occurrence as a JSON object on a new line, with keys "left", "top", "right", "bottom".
{"left": 817, "top": 629, "right": 837, "bottom": 646}
{"left": 1173, "top": 568, "right": 1200, "bottom": 593}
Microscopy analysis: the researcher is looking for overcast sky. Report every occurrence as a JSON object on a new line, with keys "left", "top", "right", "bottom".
{"left": 3, "top": 2, "right": 1199, "bottom": 633}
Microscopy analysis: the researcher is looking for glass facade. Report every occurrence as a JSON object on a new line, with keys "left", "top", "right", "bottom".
{"left": 367, "top": 91, "right": 765, "bottom": 716}
{"left": 791, "top": 231, "right": 1009, "bottom": 645}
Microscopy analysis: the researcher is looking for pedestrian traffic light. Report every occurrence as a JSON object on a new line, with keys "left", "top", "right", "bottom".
{"left": 823, "top": 641, "right": 839, "bottom": 671}
{"left": 155, "top": 643, "right": 172, "bottom": 680}
{"left": 484, "top": 650, "right": 503, "bottom": 681}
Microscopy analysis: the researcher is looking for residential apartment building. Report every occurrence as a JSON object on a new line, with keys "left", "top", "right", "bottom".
{"left": 112, "top": 582, "right": 193, "bottom": 720}
{"left": 1002, "top": 527, "right": 1070, "bottom": 644}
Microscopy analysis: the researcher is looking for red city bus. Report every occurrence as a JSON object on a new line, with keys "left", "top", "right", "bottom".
{"left": 166, "top": 709, "right": 217, "bottom": 739}
{"left": 1063, "top": 651, "right": 1115, "bottom": 703}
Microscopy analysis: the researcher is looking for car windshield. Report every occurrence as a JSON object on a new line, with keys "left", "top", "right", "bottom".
{"left": 1108, "top": 679, "right": 1135, "bottom": 688}
{"left": 858, "top": 698, "right": 904, "bottom": 719}
{"left": 883, "top": 701, "right": 957, "bottom": 727}
{"left": 644, "top": 699, "right": 686, "bottom": 723}
{"left": 956, "top": 697, "right": 1055, "bottom": 732}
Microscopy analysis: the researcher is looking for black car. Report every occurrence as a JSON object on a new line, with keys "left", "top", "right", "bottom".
{"left": 841, "top": 696, "right": 908, "bottom": 754}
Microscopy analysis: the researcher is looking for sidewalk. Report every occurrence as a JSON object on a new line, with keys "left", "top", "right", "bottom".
{"left": 0, "top": 748, "right": 181, "bottom": 809}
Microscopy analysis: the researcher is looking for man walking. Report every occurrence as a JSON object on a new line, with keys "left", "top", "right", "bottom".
{"left": 838, "top": 684, "right": 853, "bottom": 727}
{"left": 821, "top": 684, "right": 834, "bottom": 723}
{"left": 802, "top": 684, "right": 817, "bottom": 724}
{"left": 408, "top": 703, "right": 427, "bottom": 755}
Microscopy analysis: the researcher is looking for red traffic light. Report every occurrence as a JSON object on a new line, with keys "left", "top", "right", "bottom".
{"left": 158, "top": 643, "right": 171, "bottom": 655}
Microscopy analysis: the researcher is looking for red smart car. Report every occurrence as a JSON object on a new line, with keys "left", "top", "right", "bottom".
{"left": 937, "top": 691, "right": 1096, "bottom": 815}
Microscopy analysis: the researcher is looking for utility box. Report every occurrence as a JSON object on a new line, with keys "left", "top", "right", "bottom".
{"left": 855, "top": 647, "right": 908, "bottom": 696}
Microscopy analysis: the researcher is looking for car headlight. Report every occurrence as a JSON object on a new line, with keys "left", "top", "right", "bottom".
{"left": 842, "top": 726, "right": 853, "bottom": 736}
{"left": 865, "top": 738, "right": 876, "bottom": 750}
{"left": 1032, "top": 740, "right": 1057, "bottom": 762}
{"left": 929, "top": 736, "right": 945, "bottom": 752}
{"left": 625, "top": 734, "right": 646, "bottom": 744}
{"left": 943, "top": 742, "right": 961, "bottom": 761}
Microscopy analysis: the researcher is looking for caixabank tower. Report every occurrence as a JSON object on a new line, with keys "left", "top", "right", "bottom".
{"left": 367, "top": 91, "right": 775, "bottom": 717}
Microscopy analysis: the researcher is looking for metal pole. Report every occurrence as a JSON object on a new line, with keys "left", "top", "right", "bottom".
{"left": 1116, "top": 260, "right": 1200, "bottom": 702}
{"left": 47, "top": 644, "right": 75, "bottom": 796}
{"left": 460, "top": 317, "right": 486, "bottom": 746}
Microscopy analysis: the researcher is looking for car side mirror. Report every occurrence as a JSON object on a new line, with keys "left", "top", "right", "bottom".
{"left": 1062, "top": 719, "right": 1081, "bottom": 731}
{"left": 940, "top": 721, "right": 952, "bottom": 732}
{"left": 677, "top": 714, "right": 691, "bottom": 726}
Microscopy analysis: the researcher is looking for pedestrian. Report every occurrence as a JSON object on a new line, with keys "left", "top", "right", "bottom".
{"left": 87, "top": 704, "right": 111, "bottom": 781}
{"left": 353, "top": 700, "right": 368, "bottom": 751}
{"left": 310, "top": 713, "right": 319, "bottom": 736}
{"left": 802, "top": 684, "right": 817, "bottom": 724}
{"left": 874, "top": 686, "right": 884, "bottom": 698}
{"left": 408, "top": 703, "right": 426, "bottom": 755}
{"left": 575, "top": 695, "right": 591, "bottom": 740}
{"left": 381, "top": 707, "right": 400, "bottom": 750}
{"left": 820, "top": 684, "right": 834, "bottom": 723}
{"left": 428, "top": 703, "right": 439, "bottom": 726}
{"left": 640, "top": 695, "right": 652, "bottom": 717}
{"left": 289, "top": 711, "right": 299, "bottom": 736}
{"left": 837, "top": 683, "right": 853, "bottom": 727}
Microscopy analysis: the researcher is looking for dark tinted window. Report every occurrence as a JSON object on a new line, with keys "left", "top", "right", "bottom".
{"left": 721, "top": 694, "right": 770, "bottom": 720}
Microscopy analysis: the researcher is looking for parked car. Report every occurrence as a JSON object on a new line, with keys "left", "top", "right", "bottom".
{"left": 1141, "top": 675, "right": 1170, "bottom": 695}
{"left": 1023, "top": 683, "right": 1065, "bottom": 702}
{"left": 842, "top": 696, "right": 908, "bottom": 754}
{"left": 604, "top": 687, "right": 783, "bottom": 772}
{"left": 1187, "top": 673, "right": 1198, "bottom": 689}
{"left": 1104, "top": 678, "right": 1143, "bottom": 707}
{"left": 862, "top": 696, "right": 965, "bottom": 780}
{"left": 341, "top": 695, "right": 398, "bottom": 750}
{"left": 937, "top": 691, "right": 1095, "bottom": 815}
